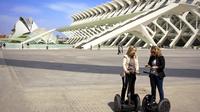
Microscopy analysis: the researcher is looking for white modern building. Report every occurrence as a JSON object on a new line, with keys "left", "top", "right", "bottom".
{"left": 58, "top": 0, "right": 200, "bottom": 49}
{"left": 9, "top": 17, "right": 57, "bottom": 44}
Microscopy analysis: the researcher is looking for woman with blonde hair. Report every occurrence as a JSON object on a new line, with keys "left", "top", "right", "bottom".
{"left": 120, "top": 46, "right": 139, "bottom": 103}
{"left": 146, "top": 46, "right": 165, "bottom": 103}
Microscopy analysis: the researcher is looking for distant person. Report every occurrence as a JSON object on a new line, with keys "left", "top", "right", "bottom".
{"left": 145, "top": 46, "right": 166, "bottom": 103}
{"left": 22, "top": 44, "right": 24, "bottom": 50}
{"left": 0, "top": 43, "right": 2, "bottom": 49}
{"left": 120, "top": 46, "right": 139, "bottom": 103}
{"left": 27, "top": 43, "right": 29, "bottom": 48}
{"left": 46, "top": 45, "right": 48, "bottom": 50}
{"left": 90, "top": 45, "right": 92, "bottom": 50}
{"left": 98, "top": 44, "right": 101, "bottom": 50}
{"left": 3, "top": 43, "right": 6, "bottom": 48}
{"left": 117, "top": 45, "right": 121, "bottom": 55}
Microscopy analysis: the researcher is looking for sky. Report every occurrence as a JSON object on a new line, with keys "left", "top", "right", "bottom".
{"left": 0, "top": 0, "right": 110, "bottom": 35}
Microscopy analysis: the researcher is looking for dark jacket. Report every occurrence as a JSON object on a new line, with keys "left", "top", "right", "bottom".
{"left": 148, "top": 55, "right": 166, "bottom": 78}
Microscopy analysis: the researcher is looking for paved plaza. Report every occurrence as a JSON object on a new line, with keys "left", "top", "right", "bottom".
{"left": 0, "top": 48, "right": 200, "bottom": 112}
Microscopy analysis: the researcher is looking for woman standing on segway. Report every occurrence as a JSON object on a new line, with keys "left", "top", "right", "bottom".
{"left": 146, "top": 46, "right": 165, "bottom": 103}
{"left": 120, "top": 46, "right": 139, "bottom": 103}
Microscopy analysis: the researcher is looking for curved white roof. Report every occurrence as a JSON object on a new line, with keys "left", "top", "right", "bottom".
{"left": 73, "top": 0, "right": 149, "bottom": 21}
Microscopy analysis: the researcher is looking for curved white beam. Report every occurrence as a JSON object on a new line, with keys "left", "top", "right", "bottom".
{"left": 75, "top": 15, "right": 80, "bottom": 21}
{"left": 105, "top": 3, "right": 116, "bottom": 12}
{"left": 75, "top": 14, "right": 81, "bottom": 20}
{"left": 71, "top": 15, "right": 76, "bottom": 21}
{"left": 86, "top": 11, "right": 92, "bottom": 17}
{"left": 133, "top": 0, "right": 140, "bottom": 4}
{"left": 72, "top": 14, "right": 79, "bottom": 20}
{"left": 110, "top": 1, "right": 122, "bottom": 10}
{"left": 101, "top": 5, "right": 110, "bottom": 13}
{"left": 77, "top": 13, "right": 84, "bottom": 20}
{"left": 21, "top": 29, "right": 56, "bottom": 44}
{"left": 114, "top": 0, "right": 128, "bottom": 8}
{"left": 82, "top": 12, "right": 88, "bottom": 18}
{"left": 96, "top": 6, "right": 105, "bottom": 14}
{"left": 80, "top": 12, "right": 87, "bottom": 19}
{"left": 85, "top": 10, "right": 92, "bottom": 17}
{"left": 87, "top": 9, "right": 96, "bottom": 17}
{"left": 92, "top": 8, "right": 101, "bottom": 15}
{"left": 125, "top": 0, "right": 133, "bottom": 5}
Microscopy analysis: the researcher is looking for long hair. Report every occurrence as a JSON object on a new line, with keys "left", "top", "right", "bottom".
{"left": 126, "top": 46, "right": 136, "bottom": 58}
{"left": 151, "top": 46, "right": 162, "bottom": 56}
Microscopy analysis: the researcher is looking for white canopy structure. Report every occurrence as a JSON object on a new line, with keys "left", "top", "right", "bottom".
{"left": 9, "top": 17, "right": 57, "bottom": 44}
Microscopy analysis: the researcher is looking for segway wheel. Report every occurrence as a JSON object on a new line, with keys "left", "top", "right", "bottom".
{"left": 114, "top": 94, "right": 121, "bottom": 112}
{"left": 133, "top": 94, "right": 141, "bottom": 112}
{"left": 158, "top": 98, "right": 171, "bottom": 112}
{"left": 142, "top": 94, "right": 152, "bottom": 112}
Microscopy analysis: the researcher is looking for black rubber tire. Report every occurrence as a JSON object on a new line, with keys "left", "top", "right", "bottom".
{"left": 142, "top": 94, "right": 152, "bottom": 112}
{"left": 114, "top": 94, "right": 121, "bottom": 112}
{"left": 134, "top": 94, "right": 141, "bottom": 112}
{"left": 158, "top": 98, "right": 171, "bottom": 112}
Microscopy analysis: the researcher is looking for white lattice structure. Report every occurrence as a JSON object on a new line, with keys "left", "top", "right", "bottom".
{"left": 58, "top": 0, "right": 200, "bottom": 49}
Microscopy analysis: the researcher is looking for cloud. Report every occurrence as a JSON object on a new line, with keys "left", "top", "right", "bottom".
{"left": 46, "top": 2, "right": 91, "bottom": 25}
{"left": 0, "top": 15, "right": 16, "bottom": 21}
{"left": 47, "top": 2, "right": 90, "bottom": 15}
{"left": 11, "top": 5, "right": 42, "bottom": 14}
{"left": 0, "top": 15, "right": 18, "bottom": 34}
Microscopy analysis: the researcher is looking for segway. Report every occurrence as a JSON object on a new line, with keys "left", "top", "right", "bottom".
{"left": 114, "top": 92, "right": 140, "bottom": 112}
{"left": 142, "top": 68, "right": 171, "bottom": 112}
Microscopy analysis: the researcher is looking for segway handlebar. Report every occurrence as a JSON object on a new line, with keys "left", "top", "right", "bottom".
{"left": 143, "top": 71, "right": 151, "bottom": 74}
{"left": 143, "top": 66, "right": 151, "bottom": 75}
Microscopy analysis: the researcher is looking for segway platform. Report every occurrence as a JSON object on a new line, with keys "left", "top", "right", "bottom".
{"left": 114, "top": 94, "right": 140, "bottom": 112}
{"left": 142, "top": 94, "right": 170, "bottom": 112}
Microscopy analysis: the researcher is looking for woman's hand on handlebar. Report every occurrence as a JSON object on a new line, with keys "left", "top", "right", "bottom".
{"left": 145, "top": 64, "right": 151, "bottom": 68}
{"left": 136, "top": 72, "right": 140, "bottom": 75}
{"left": 125, "top": 70, "right": 130, "bottom": 74}
{"left": 145, "top": 65, "right": 158, "bottom": 69}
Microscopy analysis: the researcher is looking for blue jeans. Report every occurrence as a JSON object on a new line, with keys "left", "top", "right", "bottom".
{"left": 149, "top": 74, "right": 164, "bottom": 101}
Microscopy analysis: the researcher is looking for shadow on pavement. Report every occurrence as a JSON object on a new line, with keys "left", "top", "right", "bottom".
{"left": 0, "top": 58, "right": 122, "bottom": 74}
{"left": 108, "top": 101, "right": 143, "bottom": 112}
{"left": 0, "top": 58, "right": 200, "bottom": 78}
{"left": 108, "top": 102, "right": 115, "bottom": 112}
